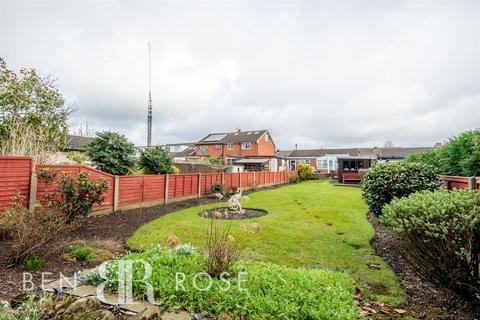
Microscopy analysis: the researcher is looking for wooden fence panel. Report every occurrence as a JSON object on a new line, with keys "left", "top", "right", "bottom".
{"left": 168, "top": 174, "right": 198, "bottom": 199}
{"left": 243, "top": 172, "right": 254, "bottom": 189}
{"left": 142, "top": 175, "right": 166, "bottom": 203}
{"left": 119, "top": 176, "right": 143, "bottom": 206}
{"left": 439, "top": 175, "right": 470, "bottom": 190}
{"left": 0, "top": 157, "right": 32, "bottom": 211}
{"left": 201, "top": 173, "right": 222, "bottom": 194}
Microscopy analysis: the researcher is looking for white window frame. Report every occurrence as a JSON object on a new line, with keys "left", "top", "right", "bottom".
{"left": 215, "top": 144, "right": 221, "bottom": 150}
{"left": 241, "top": 142, "right": 252, "bottom": 149}
{"left": 227, "top": 143, "right": 234, "bottom": 150}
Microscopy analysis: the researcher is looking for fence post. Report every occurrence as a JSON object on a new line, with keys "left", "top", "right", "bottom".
{"left": 273, "top": 172, "right": 276, "bottom": 186}
{"left": 164, "top": 174, "right": 169, "bottom": 204}
{"left": 198, "top": 173, "right": 202, "bottom": 198}
{"left": 28, "top": 163, "right": 37, "bottom": 213}
{"left": 468, "top": 177, "right": 476, "bottom": 190}
{"left": 253, "top": 171, "right": 256, "bottom": 189}
{"left": 113, "top": 176, "right": 120, "bottom": 211}
{"left": 221, "top": 172, "right": 225, "bottom": 185}
{"left": 239, "top": 172, "right": 242, "bottom": 189}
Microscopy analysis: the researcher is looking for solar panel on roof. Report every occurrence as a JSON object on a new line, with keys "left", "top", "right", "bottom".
{"left": 204, "top": 134, "right": 227, "bottom": 141}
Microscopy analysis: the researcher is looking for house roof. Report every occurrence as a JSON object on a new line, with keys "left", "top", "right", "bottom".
{"left": 234, "top": 158, "right": 270, "bottom": 164}
{"left": 287, "top": 148, "right": 360, "bottom": 158}
{"left": 196, "top": 130, "right": 269, "bottom": 145}
{"left": 275, "top": 150, "right": 293, "bottom": 158}
{"left": 65, "top": 134, "right": 93, "bottom": 151}
{"left": 378, "top": 147, "right": 431, "bottom": 159}
{"left": 171, "top": 146, "right": 196, "bottom": 158}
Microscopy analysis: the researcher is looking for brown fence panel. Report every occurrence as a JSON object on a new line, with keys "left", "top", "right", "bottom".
{"left": 142, "top": 175, "right": 166, "bottom": 203}
{"left": 168, "top": 174, "right": 199, "bottom": 199}
{"left": 243, "top": 172, "right": 254, "bottom": 189}
{"left": 231, "top": 173, "right": 241, "bottom": 189}
{"left": 439, "top": 175, "right": 470, "bottom": 190}
{"left": 476, "top": 178, "right": 480, "bottom": 190}
{"left": 256, "top": 172, "right": 266, "bottom": 187}
{"left": 119, "top": 176, "right": 143, "bottom": 206}
{"left": 201, "top": 173, "right": 222, "bottom": 194}
{"left": 80, "top": 166, "right": 114, "bottom": 211}
{"left": 223, "top": 173, "right": 233, "bottom": 192}
{"left": 0, "top": 157, "right": 32, "bottom": 211}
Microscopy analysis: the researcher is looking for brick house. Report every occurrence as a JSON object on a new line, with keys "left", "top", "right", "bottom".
{"left": 195, "top": 130, "right": 277, "bottom": 171}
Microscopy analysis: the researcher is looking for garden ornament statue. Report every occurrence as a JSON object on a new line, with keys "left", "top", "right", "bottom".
{"left": 227, "top": 189, "right": 249, "bottom": 213}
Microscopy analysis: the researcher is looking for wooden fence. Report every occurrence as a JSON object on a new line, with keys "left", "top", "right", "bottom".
{"left": 0, "top": 157, "right": 298, "bottom": 214}
{"left": 439, "top": 175, "right": 479, "bottom": 190}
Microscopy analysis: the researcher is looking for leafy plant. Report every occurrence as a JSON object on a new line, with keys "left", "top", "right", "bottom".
{"left": 85, "top": 131, "right": 136, "bottom": 175}
{"left": 298, "top": 163, "right": 315, "bottom": 180}
{"left": 0, "top": 58, "right": 72, "bottom": 163}
{"left": 381, "top": 189, "right": 480, "bottom": 300}
{"left": 361, "top": 161, "right": 440, "bottom": 215}
{"left": 212, "top": 182, "right": 224, "bottom": 194}
{"left": 88, "top": 248, "right": 360, "bottom": 319}
{"left": 66, "top": 151, "right": 89, "bottom": 165}
{"left": 207, "top": 157, "right": 220, "bottom": 165}
{"left": 0, "top": 294, "right": 55, "bottom": 320}
{"left": 72, "top": 247, "right": 93, "bottom": 262}
{"left": 24, "top": 257, "right": 45, "bottom": 271}
{"left": 175, "top": 243, "right": 196, "bottom": 256}
{"left": 139, "top": 146, "right": 174, "bottom": 174}
{"left": 40, "top": 172, "right": 109, "bottom": 223}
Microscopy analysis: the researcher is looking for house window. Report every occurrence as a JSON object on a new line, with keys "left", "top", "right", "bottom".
{"left": 242, "top": 142, "right": 252, "bottom": 149}
{"left": 317, "top": 159, "right": 328, "bottom": 168}
{"left": 227, "top": 143, "right": 234, "bottom": 150}
{"left": 215, "top": 144, "right": 221, "bottom": 150}
{"left": 200, "top": 146, "right": 208, "bottom": 155}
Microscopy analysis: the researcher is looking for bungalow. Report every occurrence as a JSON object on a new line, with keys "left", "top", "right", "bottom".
{"left": 195, "top": 129, "right": 277, "bottom": 171}
{"left": 161, "top": 143, "right": 196, "bottom": 162}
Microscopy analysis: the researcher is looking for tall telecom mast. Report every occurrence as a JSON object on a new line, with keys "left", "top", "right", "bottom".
{"left": 147, "top": 41, "right": 152, "bottom": 147}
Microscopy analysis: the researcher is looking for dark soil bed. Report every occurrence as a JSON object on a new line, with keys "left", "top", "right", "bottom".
{"left": 369, "top": 213, "right": 480, "bottom": 319}
{"left": 0, "top": 197, "right": 217, "bottom": 300}
{"left": 200, "top": 207, "right": 268, "bottom": 220}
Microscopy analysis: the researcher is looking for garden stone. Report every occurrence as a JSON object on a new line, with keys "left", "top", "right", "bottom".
{"left": 63, "top": 296, "right": 101, "bottom": 317}
{"left": 135, "top": 306, "right": 162, "bottom": 319}
{"left": 71, "top": 310, "right": 115, "bottom": 320}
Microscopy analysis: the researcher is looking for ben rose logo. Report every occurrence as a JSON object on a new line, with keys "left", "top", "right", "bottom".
{"left": 23, "top": 260, "right": 249, "bottom": 304}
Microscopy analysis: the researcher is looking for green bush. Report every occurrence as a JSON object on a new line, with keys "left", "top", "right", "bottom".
{"left": 24, "top": 257, "right": 45, "bottom": 271}
{"left": 139, "top": 146, "right": 174, "bottom": 174}
{"left": 89, "top": 249, "right": 360, "bottom": 319}
{"left": 298, "top": 163, "right": 315, "bottom": 180}
{"left": 361, "top": 161, "right": 440, "bottom": 215}
{"left": 405, "top": 129, "right": 480, "bottom": 177}
{"left": 85, "top": 131, "right": 136, "bottom": 175}
{"left": 72, "top": 247, "right": 93, "bottom": 262}
{"left": 212, "top": 182, "right": 224, "bottom": 194}
{"left": 381, "top": 189, "right": 480, "bottom": 300}
{"left": 47, "top": 172, "right": 109, "bottom": 223}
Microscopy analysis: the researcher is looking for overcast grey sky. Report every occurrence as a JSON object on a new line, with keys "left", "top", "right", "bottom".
{"left": 1, "top": 0, "right": 479, "bottom": 149}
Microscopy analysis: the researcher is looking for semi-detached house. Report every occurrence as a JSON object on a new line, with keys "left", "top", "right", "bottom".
{"left": 195, "top": 129, "right": 277, "bottom": 171}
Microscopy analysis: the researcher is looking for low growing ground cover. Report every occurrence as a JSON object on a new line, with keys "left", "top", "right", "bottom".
{"left": 128, "top": 180, "right": 405, "bottom": 304}
{"left": 89, "top": 248, "right": 361, "bottom": 319}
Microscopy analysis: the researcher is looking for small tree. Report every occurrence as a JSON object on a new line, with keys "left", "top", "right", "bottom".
{"left": 0, "top": 57, "right": 73, "bottom": 163}
{"left": 85, "top": 131, "right": 136, "bottom": 175}
{"left": 298, "top": 163, "right": 315, "bottom": 180}
{"left": 139, "top": 146, "right": 175, "bottom": 174}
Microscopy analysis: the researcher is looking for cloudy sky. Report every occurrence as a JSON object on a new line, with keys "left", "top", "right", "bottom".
{"left": 1, "top": 0, "right": 479, "bottom": 149}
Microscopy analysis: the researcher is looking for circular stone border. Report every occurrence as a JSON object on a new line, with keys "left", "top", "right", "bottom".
{"left": 199, "top": 208, "right": 268, "bottom": 220}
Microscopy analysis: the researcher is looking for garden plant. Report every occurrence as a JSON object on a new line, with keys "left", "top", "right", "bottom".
{"left": 361, "top": 161, "right": 441, "bottom": 215}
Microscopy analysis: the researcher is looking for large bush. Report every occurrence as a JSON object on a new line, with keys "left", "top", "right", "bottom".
{"left": 85, "top": 131, "right": 136, "bottom": 175}
{"left": 406, "top": 129, "right": 480, "bottom": 177}
{"left": 381, "top": 189, "right": 480, "bottom": 300}
{"left": 361, "top": 161, "right": 440, "bottom": 215}
{"left": 298, "top": 163, "right": 315, "bottom": 180}
{"left": 139, "top": 146, "right": 175, "bottom": 174}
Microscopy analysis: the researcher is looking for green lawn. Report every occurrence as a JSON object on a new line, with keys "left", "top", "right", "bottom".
{"left": 127, "top": 180, "right": 405, "bottom": 304}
